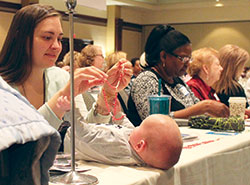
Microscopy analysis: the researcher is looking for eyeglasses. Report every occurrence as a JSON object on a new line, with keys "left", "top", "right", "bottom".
{"left": 169, "top": 52, "right": 192, "bottom": 63}
{"left": 95, "top": 54, "right": 104, "bottom": 59}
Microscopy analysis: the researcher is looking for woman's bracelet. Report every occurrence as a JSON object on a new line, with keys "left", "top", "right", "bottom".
{"left": 169, "top": 111, "right": 175, "bottom": 118}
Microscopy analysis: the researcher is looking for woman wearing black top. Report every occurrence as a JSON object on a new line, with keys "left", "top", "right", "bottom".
{"left": 213, "top": 44, "right": 250, "bottom": 117}
{"left": 127, "top": 24, "right": 229, "bottom": 126}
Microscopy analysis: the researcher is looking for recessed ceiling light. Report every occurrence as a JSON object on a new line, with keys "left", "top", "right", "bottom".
{"left": 215, "top": 2, "right": 224, "bottom": 7}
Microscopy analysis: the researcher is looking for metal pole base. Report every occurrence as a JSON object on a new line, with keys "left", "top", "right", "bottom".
{"left": 50, "top": 171, "right": 98, "bottom": 185}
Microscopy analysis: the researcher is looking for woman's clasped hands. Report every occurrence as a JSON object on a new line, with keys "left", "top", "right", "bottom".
{"left": 104, "top": 59, "right": 133, "bottom": 94}
{"left": 56, "top": 59, "right": 133, "bottom": 112}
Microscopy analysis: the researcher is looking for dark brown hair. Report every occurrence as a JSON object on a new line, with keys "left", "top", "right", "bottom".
{"left": 0, "top": 4, "right": 60, "bottom": 85}
{"left": 144, "top": 24, "right": 191, "bottom": 68}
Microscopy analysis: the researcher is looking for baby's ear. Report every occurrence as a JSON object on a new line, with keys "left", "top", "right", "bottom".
{"left": 134, "top": 139, "right": 146, "bottom": 152}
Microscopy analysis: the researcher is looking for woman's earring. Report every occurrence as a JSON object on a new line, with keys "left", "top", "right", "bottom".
{"left": 163, "top": 61, "right": 166, "bottom": 68}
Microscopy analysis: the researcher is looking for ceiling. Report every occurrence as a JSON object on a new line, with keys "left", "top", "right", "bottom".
{"left": 106, "top": 0, "right": 250, "bottom": 10}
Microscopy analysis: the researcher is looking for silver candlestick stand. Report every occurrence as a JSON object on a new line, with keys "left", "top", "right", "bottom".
{"left": 50, "top": 0, "right": 98, "bottom": 184}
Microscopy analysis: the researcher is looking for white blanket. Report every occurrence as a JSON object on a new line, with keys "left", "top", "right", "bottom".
{"left": 0, "top": 76, "right": 61, "bottom": 185}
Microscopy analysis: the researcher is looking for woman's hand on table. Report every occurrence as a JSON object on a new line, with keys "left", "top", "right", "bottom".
{"left": 199, "top": 100, "right": 230, "bottom": 117}
{"left": 245, "top": 109, "right": 250, "bottom": 119}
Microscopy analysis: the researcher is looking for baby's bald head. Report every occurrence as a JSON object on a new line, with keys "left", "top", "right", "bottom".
{"left": 129, "top": 114, "right": 183, "bottom": 170}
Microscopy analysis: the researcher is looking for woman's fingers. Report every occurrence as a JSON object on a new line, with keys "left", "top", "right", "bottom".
{"left": 74, "top": 66, "right": 108, "bottom": 88}
{"left": 68, "top": 61, "right": 132, "bottom": 96}
{"left": 106, "top": 60, "right": 132, "bottom": 81}
{"left": 107, "top": 60, "right": 132, "bottom": 76}
{"left": 63, "top": 66, "right": 108, "bottom": 97}
{"left": 56, "top": 96, "right": 71, "bottom": 111}
{"left": 75, "top": 66, "right": 108, "bottom": 80}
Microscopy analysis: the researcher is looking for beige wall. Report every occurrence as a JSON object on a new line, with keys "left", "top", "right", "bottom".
{"left": 1, "top": 1, "right": 250, "bottom": 66}
{"left": 122, "top": 30, "right": 142, "bottom": 60}
{"left": 0, "top": 11, "right": 108, "bottom": 54}
{"left": 143, "top": 21, "right": 250, "bottom": 66}
{"left": 62, "top": 21, "right": 107, "bottom": 55}
{"left": 0, "top": 11, "right": 14, "bottom": 49}
{"left": 173, "top": 22, "right": 250, "bottom": 51}
{"left": 40, "top": 0, "right": 107, "bottom": 18}
{"left": 0, "top": 3, "right": 142, "bottom": 60}
{"left": 140, "top": 6, "right": 250, "bottom": 25}
{"left": 121, "top": 7, "right": 144, "bottom": 25}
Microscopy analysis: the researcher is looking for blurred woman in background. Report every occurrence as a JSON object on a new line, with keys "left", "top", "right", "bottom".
{"left": 186, "top": 47, "right": 223, "bottom": 101}
{"left": 213, "top": 44, "right": 249, "bottom": 108}
{"left": 60, "top": 51, "right": 81, "bottom": 72}
{"left": 79, "top": 44, "right": 105, "bottom": 70}
{"left": 104, "top": 51, "right": 127, "bottom": 72}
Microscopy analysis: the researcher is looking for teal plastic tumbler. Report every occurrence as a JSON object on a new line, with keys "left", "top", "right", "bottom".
{"left": 148, "top": 95, "right": 171, "bottom": 115}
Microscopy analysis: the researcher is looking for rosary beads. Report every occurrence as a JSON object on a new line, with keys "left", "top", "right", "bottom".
{"left": 102, "top": 64, "right": 125, "bottom": 121}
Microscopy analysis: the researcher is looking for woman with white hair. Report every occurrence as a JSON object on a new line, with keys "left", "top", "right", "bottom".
{"left": 186, "top": 47, "right": 223, "bottom": 100}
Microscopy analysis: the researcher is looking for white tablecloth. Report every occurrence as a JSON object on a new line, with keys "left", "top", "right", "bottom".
{"left": 50, "top": 127, "right": 250, "bottom": 185}
{"left": 174, "top": 127, "right": 250, "bottom": 185}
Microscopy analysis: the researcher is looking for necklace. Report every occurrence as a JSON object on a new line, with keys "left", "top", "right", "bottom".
{"left": 102, "top": 64, "right": 125, "bottom": 121}
{"left": 20, "top": 73, "right": 46, "bottom": 104}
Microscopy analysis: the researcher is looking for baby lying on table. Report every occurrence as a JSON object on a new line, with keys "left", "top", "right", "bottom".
{"left": 59, "top": 96, "right": 183, "bottom": 170}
